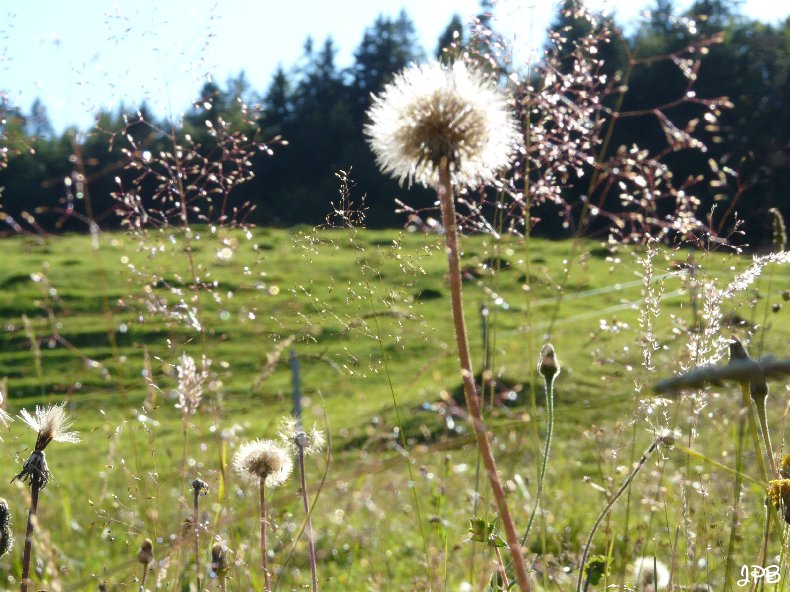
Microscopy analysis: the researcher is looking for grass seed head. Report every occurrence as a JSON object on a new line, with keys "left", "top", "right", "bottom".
{"left": 232, "top": 439, "right": 293, "bottom": 488}
{"left": 365, "top": 60, "right": 519, "bottom": 188}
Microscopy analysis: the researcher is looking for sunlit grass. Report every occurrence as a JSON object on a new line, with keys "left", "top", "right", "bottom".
{"left": 0, "top": 228, "right": 788, "bottom": 589}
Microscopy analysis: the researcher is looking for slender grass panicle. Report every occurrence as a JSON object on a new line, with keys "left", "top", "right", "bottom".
{"left": 174, "top": 353, "right": 207, "bottom": 416}
{"left": 365, "top": 60, "right": 519, "bottom": 188}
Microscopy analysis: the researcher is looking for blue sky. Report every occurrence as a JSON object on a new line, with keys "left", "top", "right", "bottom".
{"left": 2, "top": 0, "right": 788, "bottom": 133}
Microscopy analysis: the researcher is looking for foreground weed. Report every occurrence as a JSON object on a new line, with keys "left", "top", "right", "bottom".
{"left": 279, "top": 417, "right": 326, "bottom": 592}
{"left": 233, "top": 439, "right": 293, "bottom": 592}
{"left": 366, "top": 59, "right": 530, "bottom": 590}
{"left": 12, "top": 403, "right": 79, "bottom": 592}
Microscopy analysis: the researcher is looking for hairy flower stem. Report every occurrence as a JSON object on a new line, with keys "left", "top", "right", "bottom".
{"left": 521, "top": 372, "right": 555, "bottom": 545}
{"left": 296, "top": 443, "right": 319, "bottom": 591}
{"left": 576, "top": 435, "right": 662, "bottom": 592}
{"left": 140, "top": 564, "right": 149, "bottom": 591}
{"left": 19, "top": 484, "right": 39, "bottom": 592}
{"left": 260, "top": 479, "right": 271, "bottom": 592}
{"left": 436, "top": 161, "right": 531, "bottom": 591}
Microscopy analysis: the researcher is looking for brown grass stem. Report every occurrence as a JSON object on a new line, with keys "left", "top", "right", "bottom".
{"left": 19, "top": 483, "right": 39, "bottom": 592}
{"left": 260, "top": 479, "right": 271, "bottom": 592}
{"left": 296, "top": 443, "right": 319, "bottom": 592}
{"left": 193, "top": 485, "right": 202, "bottom": 592}
{"left": 436, "top": 161, "right": 531, "bottom": 591}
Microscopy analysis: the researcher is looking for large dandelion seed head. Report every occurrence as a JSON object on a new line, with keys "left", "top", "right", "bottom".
{"left": 232, "top": 439, "right": 293, "bottom": 488}
{"left": 365, "top": 60, "right": 519, "bottom": 188}
{"left": 19, "top": 402, "right": 80, "bottom": 451}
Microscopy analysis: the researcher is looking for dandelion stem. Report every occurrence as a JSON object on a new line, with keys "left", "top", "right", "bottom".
{"left": 193, "top": 487, "right": 202, "bottom": 592}
{"left": 576, "top": 435, "right": 662, "bottom": 592}
{"left": 260, "top": 479, "right": 271, "bottom": 592}
{"left": 437, "top": 161, "right": 531, "bottom": 591}
{"left": 19, "top": 483, "right": 39, "bottom": 592}
{"left": 297, "top": 443, "right": 319, "bottom": 592}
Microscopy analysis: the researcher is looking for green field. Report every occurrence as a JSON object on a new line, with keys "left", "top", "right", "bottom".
{"left": 0, "top": 227, "right": 788, "bottom": 591}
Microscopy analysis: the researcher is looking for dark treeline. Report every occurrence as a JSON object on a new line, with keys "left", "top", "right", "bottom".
{"left": 0, "top": 1, "right": 788, "bottom": 244}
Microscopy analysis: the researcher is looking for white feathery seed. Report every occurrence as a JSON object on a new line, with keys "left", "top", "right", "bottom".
{"left": 632, "top": 557, "right": 670, "bottom": 590}
{"left": 19, "top": 403, "right": 80, "bottom": 449}
{"left": 365, "top": 60, "right": 519, "bottom": 188}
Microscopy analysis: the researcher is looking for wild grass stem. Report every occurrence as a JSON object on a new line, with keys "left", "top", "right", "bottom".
{"left": 576, "top": 432, "right": 668, "bottom": 592}
{"left": 295, "top": 435, "right": 319, "bottom": 592}
{"left": 192, "top": 479, "right": 208, "bottom": 591}
{"left": 260, "top": 479, "right": 271, "bottom": 592}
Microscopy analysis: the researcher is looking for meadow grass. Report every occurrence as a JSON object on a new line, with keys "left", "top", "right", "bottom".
{"left": 0, "top": 228, "right": 788, "bottom": 589}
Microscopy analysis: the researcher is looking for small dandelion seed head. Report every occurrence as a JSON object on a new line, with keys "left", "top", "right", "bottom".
{"left": 277, "top": 416, "right": 326, "bottom": 456}
{"left": 137, "top": 538, "right": 154, "bottom": 565}
{"left": 191, "top": 478, "right": 209, "bottom": 496}
{"left": 232, "top": 439, "right": 293, "bottom": 487}
{"left": 365, "top": 60, "right": 519, "bottom": 188}
{"left": 18, "top": 402, "right": 79, "bottom": 451}
{"left": 631, "top": 557, "right": 670, "bottom": 590}
{"left": 657, "top": 428, "right": 679, "bottom": 448}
